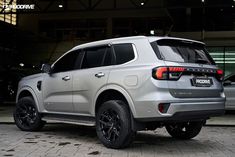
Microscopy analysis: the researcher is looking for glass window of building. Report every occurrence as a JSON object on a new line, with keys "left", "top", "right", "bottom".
{"left": 0, "top": 0, "right": 17, "bottom": 25}
{"left": 207, "top": 47, "right": 235, "bottom": 77}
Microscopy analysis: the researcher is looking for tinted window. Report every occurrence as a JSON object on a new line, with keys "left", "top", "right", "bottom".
{"left": 74, "top": 50, "right": 84, "bottom": 69}
{"left": 150, "top": 42, "right": 162, "bottom": 59}
{"left": 81, "top": 46, "right": 112, "bottom": 69}
{"left": 103, "top": 47, "right": 112, "bottom": 66}
{"left": 52, "top": 51, "right": 78, "bottom": 73}
{"left": 151, "top": 39, "right": 215, "bottom": 65}
{"left": 113, "top": 44, "right": 135, "bottom": 64}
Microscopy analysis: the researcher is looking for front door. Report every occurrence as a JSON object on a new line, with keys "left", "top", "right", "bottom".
{"left": 43, "top": 71, "right": 73, "bottom": 113}
{"left": 42, "top": 50, "right": 79, "bottom": 113}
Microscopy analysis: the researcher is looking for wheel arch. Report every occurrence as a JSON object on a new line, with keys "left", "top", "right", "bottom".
{"left": 94, "top": 85, "right": 137, "bottom": 117}
{"left": 17, "top": 87, "right": 40, "bottom": 111}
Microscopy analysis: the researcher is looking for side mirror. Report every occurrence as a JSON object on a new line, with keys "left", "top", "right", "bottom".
{"left": 41, "top": 64, "right": 51, "bottom": 73}
{"left": 223, "top": 80, "right": 232, "bottom": 86}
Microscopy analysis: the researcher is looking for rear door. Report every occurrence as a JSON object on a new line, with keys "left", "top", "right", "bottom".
{"left": 152, "top": 39, "right": 223, "bottom": 98}
{"left": 72, "top": 45, "right": 113, "bottom": 114}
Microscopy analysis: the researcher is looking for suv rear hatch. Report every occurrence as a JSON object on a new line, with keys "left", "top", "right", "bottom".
{"left": 151, "top": 39, "right": 223, "bottom": 98}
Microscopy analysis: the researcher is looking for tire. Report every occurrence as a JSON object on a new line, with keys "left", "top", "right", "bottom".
{"left": 13, "top": 96, "right": 45, "bottom": 131}
{"left": 165, "top": 121, "right": 203, "bottom": 139}
{"left": 96, "top": 100, "right": 136, "bottom": 149}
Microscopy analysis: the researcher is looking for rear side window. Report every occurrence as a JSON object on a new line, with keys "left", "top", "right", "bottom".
{"left": 81, "top": 46, "right": 112, "bottom": 69}
{"left": 113, "top": 44, "right": 135, "bottom": 64}
{"left": 151, "top": 39, "right": 215, "bottom": 65}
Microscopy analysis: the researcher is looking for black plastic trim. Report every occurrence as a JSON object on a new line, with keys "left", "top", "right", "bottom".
{"left": 37, "top": 81, "right": 42, "bottom": 91}
{"left": 135, "top": 109, "right": 225, "bottom": 122}
{"left": 42, "top": 113, "right": 95, "bottom": 122}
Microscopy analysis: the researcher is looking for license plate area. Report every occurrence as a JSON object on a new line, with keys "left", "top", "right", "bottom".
{"left": 191, "top": 77, "right": 213, "bottom": 87}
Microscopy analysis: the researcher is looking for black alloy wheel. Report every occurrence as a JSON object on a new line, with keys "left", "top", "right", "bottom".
{"left": 165, "top": 121, "right": 204, "bottom": 139}
{"left": 14, "top": 96, "right": 45, "bottom": 131}
{"left": 96, "top": 100, "right": 136, "bottom": 149}
{"left": 15, "top": 102, "right": 37, "bottom": 127}
{"left": 99, "top": 109, "right": 121, "bottom": 142}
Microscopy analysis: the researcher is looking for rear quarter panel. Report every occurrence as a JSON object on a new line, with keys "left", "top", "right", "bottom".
{"left": 107, "top": 38, "right": 167, "bottom": 117}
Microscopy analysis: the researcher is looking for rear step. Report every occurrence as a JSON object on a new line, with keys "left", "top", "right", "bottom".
{"left": 42, "top": 113, "right": 95, "bottom": 126}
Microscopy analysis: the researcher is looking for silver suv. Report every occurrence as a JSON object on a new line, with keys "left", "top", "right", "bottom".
{"left": 14, "top": 36, "right": 225, "bottom": 148}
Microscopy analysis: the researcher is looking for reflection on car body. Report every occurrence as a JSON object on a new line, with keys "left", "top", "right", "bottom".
{"left": 224, "top": 73, "right": 235, "bottom": 110}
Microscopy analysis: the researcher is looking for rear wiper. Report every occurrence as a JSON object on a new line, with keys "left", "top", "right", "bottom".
{"left": 195, "top": 59, "right": 209, "bottom": 64}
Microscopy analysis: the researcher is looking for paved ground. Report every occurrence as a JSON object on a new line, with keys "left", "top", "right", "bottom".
{"left": 0, "top": 124, "right": 234, "bottom": 157}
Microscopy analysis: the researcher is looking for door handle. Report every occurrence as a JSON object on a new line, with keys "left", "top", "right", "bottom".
{"left": 95, "top": 72, "right": 105, "bottom": 78}
{"left": 62, "top": 76, "right": 70, "bottom": 81}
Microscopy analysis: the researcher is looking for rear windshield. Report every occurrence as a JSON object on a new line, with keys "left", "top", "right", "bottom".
{"left": 151, "top": 39, "right": 215, "bottom": 65}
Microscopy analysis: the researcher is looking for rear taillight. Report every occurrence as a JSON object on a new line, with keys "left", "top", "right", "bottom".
{"left": 216, "top": 69, "right": 224, "bottom": 81}
{"left": 155, "top": 67, "right": 168, "bottom": 80}
{"left": 153, "top": 66, "right": 185, "bottom": 80}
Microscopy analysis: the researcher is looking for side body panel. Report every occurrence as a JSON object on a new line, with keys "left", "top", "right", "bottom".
{"left": 72, "top": 66, "right": 111, "bottom": 115}
{"left": 42, "top": 72, "right": 74, "bottom": 113}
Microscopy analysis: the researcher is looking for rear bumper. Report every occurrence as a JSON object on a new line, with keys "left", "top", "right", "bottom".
{"left": 133, "top": 97, "right": 225, "bottom": 120}
{"left": 136, "top": 109, "right": 225, "bottom": 122}
{"left": 166, "top": 101, "right": 225, "bottom": 115}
